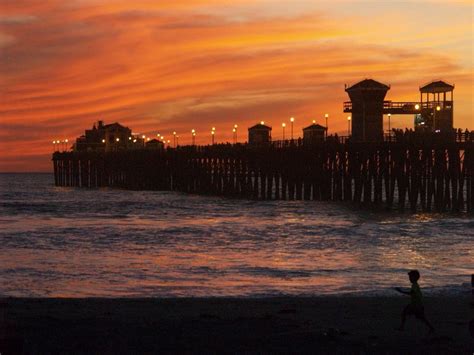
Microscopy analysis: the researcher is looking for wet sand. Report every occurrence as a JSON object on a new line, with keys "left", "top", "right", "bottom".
{"left": 1, "top": 296, "right": 473, "bottom": 354}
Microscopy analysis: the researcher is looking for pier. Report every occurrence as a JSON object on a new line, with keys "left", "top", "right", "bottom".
{"left": 51, "top": 79, "right": 473, "bottom": 212}
{"left": 53, "top": 137, "right": 473, "bottom": 213}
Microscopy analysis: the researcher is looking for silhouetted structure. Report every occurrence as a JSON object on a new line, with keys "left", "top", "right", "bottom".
{"left": 53, "top": 135, "right": 473, "bottom": 213}
{"left": 416, "top": 80, "right": 454, "bottom": 132}
{"left": 248, "top": 123, "right": 272, "bottom": 145}
{"left": 303, "top": 123, "right": 327, "bottom": 144}
{"left": 146, "top": 139, "right": 165, "bottom": 150}
{"left": 344, "top": 79, "right": 455, "bottom": 140}
{"left": 54, "top": 79, "right": 472, "bottom": 213}
{"left": 74, "top": 121, "right": 135, "bottom": 152}
{"left": 345, "top": 79, "right": 389, "bottom": 142}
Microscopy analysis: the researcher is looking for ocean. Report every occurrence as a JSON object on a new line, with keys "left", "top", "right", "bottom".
{"left": 0, "top": 173, "right": 472, "bottom": 297}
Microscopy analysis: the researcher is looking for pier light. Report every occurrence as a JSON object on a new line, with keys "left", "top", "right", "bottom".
{"left": 129, "top": 136, "right": 132, "bottom": 140}
{"left": 191, "top": 129, "right": 195, "bottom": 133}
{"left": 436, "top": 105, "right": 441, "bottom": 111}
{"left": 415, "top": 104, "right": 420, "bottom": 110}
{"left": 282, "top": 122, "right": 286, "bottom": 140}
{"left": 142, "top": 135, "right": 146, "bottom": 139}
{"left": 133, "top": 139, "right": 137, "bottom": 143}
{"left": 211, "top": 130, "right": 215, "bottom": 135}
{"left": 102, "top": 139, "right": 105, "bottom": 143}
{"left": 312, "top": 119, "right": 316, "bottom": 124}
{"left": 116, "top": 137, "right": 120, "bottom": 142}
{"left": 147, "top": 137, "right": 150, "bottom": 141}
{"left": 324, "top": 113, "right": 329, "bottom": 137}
{"left": 65, "top": 139, "right": 68, "bottom": 143}
{"left": 232, "top": 125, "right": 238, "bottom": 144}
{"left": 52, "top": 140, "right": 55, "bottom": 144}
{"left": 347, "top": 116, "right": 351, "bottom": 136}
{"left": 290, "top": 117, "right": 294, "bottom": 140}
{"left": 260, "top": 121, "right": 265, "bottom": 125}
{"left": 387, "top": 113, "right": 392, "bottom": 134}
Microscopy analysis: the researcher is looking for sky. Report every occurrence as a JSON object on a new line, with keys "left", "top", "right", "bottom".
{"left": 0, "top": 0, "right": 472, "bottom": 172}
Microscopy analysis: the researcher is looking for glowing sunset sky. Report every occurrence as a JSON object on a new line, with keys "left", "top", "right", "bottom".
{"left": 0, "top": 0, "right": 472, "bottom": 171}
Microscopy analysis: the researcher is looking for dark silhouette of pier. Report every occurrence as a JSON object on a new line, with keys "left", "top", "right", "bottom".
{"left": 52, "top": 79, "right": 473, "bottom": 212}
{"left": 53, "top": 135, "right": 473, "bottom": 213}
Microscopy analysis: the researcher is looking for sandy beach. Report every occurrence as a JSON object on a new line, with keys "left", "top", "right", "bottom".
{"left": 1, "top": 296, "right": 473, "bottom": 354}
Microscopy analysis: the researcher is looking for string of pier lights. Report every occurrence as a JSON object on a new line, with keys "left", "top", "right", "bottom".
{"left": 52, "top": 139, "right": 69, "bottom": 152}
{"left": 172, "top": 114, "right": 339, "bottom": 146}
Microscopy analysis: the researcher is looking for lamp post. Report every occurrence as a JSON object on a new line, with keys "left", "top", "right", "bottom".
{"left": 173, "top": 132, "right": 177, "bottom": 147}
{"left": 233, "top": 124, "right": 238, "bottom": 143}
{"left": 232, "top": 128, "right": 236, "bottom": 144}
{"left": 347, "top": 116, "right": 351, "bottom": 136}
{"left": 325, "top": 113, "right": 329, "bottom": 138}
{"left": 64, "top": 139, "right": 69, "bottom": 151}
{"left": 142, "top": 135, "right": 146, "bottom": 147}
{"left": 211, "top": 127, "right": 215, "bottom": 145}
{"left": 191, "top": 129, "right": 196, "bottom": 145}
{"left": 282, "top": 123, "right": 286, "bottom": 140}
{"left": 387, "top": 113, "right": 391, "bottom": 135}
{"left": 290, "top": 117, "right": 294, "bottom": 140}
{"left": 434, "top": 105, "right": 441, "bottom": 132}
{"left": 176, "top": 135, "right": 179, "bottom": 146}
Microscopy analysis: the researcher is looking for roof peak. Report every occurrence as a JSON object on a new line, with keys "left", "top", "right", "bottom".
{"left": 419, "top": 80, "right": 454, "bottom": 93}
{"left": 345, "top": 78, "right": 390, "bottom": 91}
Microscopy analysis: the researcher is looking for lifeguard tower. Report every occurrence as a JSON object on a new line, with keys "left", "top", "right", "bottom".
{"left": 415, "top": 80, "right": 454, "bottom": 132}
{"left": 343, "top": 79, "right": 455, "bottom": 141}
{"left": 344, "top": 79, "right": 390, "bottom": 141}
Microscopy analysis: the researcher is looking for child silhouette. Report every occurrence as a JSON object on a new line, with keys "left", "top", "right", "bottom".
{"left": 395, "top": 270, "right": 435, "bottom": 334}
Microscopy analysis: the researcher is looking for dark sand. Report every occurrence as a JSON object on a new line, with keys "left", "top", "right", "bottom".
{"left": 1, "top": 296, "right": 473, "bottom": 354}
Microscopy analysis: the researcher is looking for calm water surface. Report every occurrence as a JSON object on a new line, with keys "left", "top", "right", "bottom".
{"left": 0, "top": 173, "right": 472, "bottom": 297}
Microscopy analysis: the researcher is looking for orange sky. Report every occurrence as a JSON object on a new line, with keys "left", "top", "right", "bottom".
{"left": 0, "top": 0, "right": 472, "bottom": 172}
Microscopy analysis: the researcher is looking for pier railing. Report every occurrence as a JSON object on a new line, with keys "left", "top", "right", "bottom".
{"left": 53, "top": 139, "right": 473, "bottom": 213}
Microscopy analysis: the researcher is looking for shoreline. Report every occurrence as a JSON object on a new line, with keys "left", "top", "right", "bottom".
{"left": 1, "top": 296, "right": 473, "bottom": 354}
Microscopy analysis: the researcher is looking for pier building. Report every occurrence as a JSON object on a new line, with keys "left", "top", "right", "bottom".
{"left": 248, "top": 122, "right": 272, "bottom": 145}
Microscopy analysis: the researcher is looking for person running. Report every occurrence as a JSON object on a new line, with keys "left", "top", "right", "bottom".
{"left": 395, "top": 270, "right": 435, "bottom": 334}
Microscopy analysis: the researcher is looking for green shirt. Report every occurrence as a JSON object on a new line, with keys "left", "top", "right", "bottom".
{"left": 410, "top": 282, "right": 423, "bottom": 306}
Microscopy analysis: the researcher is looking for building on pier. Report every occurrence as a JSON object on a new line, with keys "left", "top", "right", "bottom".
{"left": 343, "top": 79, "right": 455, "bottom": 141}
{"left": 344, "top": 79, "right": 389, "bottom": 142}
{"left": 303, "top": 123, "right": 327, "bottom": 144}
{"left": 146, "top": 139, "right": 165, "bottom": 150}
{"left": 248, "top": 122, "right": 272, "bottom": 145}
{"left": 74, "top": 121, "right": 134, "bottom": 152}
{"left": 416, "top": 80, "right": 454, "bottom": 132}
